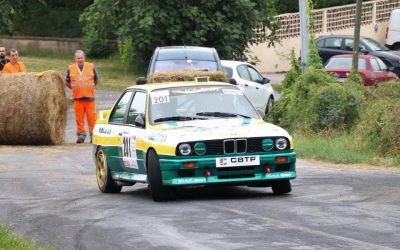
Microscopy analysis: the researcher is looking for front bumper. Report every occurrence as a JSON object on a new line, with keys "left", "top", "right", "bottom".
{"left": 159, "top": 152, "right": 296, "bottom": 186}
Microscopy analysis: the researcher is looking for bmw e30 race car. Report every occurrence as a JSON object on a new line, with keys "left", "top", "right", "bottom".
{"left": 93, "top": 80, "right": 296, "bottom": 201}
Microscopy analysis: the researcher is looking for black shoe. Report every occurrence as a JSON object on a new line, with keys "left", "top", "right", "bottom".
{"left": 76, "top": 136, "right": 85, "bottom": 143}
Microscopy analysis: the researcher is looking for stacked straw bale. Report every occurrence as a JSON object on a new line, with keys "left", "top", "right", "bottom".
{"left": 0, "top": 71, "right": 67, "bottom": 145}
{"left": 147, "top": 70, "right": 229, "bottom": 83}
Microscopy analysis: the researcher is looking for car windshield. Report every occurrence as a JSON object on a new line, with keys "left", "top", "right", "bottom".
{"left": 149, "top": 85, "right": 259, "bottom": 124}
{"left": 153, "top": 48, "right": 219, "bottom": 72}
{"left": 363, "top": 38, "right": 389, "bottom": 51}
{"left": 153, "top": 60, "right": 218, "bottom": 72}
{"left": 325, "top": 57, "right": 366, "bottom": 70}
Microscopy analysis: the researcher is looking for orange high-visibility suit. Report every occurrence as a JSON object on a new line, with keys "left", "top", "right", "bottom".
{"left": 2, "top": 61, "right": 27, "bottom": 73}
{"left": 67, "top": 62, "right": 97, "bottom": 138}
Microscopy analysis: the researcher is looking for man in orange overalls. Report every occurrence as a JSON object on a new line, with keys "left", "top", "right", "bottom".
{"left": 2, "top": 48, "right": 27, "bottom": 73}
{"left": 66, "top": 50, "right": 98, "bottom": 143}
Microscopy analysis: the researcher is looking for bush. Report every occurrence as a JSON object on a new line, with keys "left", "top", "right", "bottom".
{"left": 357, "top": 82, "right": 400, "bottom": 156}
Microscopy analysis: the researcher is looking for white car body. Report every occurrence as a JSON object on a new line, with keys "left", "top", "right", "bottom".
{"left": 221, "top": 60, "right": 275, "bottom": 116}
{"left": 386, "top": 9, "right": 400, "bottom": 51}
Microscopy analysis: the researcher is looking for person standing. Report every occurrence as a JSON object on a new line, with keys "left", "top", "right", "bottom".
{"left": 0, "top": 46, "right": 9, "bottom": 71}
{"left": 66, "top": 50, "right": 98, "bottom": 143}
{"left": 2, "top": 48, "right": 27, "bottom": 73}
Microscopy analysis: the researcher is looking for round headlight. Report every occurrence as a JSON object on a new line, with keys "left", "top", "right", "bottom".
{"left": 194, "top": 142, "right": 206, "bottom": 155}
{"left": 178, "top": 143, "right": 192, "bottom": 156}
{"left": 275, "top": 138, "right": 288, "bottom": 150}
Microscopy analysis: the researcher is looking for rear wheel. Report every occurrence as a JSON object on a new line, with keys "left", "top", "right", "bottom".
{"left": 272, "top": 180, "right": 292, "bottom": 195}
{"left": 96, "top": 148, "right": 122, "bottom": 193}
{"left": 147, "top": 150, "right": 173, "bottom": 201}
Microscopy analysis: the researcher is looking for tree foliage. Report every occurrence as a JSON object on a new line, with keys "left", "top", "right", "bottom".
{"left": 0, "top": 0, "right": 24, "bottom": 35}
{"left": 80, "top": 0, "right": 279, "bottom": 69}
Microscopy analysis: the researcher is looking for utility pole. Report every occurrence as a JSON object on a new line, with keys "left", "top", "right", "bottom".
{"left": 299, "top": 0, "right": 309, "bottom": 73}
{"left": 352, "top": 0, "right": 362, "bottom": 72}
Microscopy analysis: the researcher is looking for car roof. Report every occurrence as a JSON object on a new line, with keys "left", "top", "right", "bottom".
{"left": 330, "top": 54, "right": 372, "bottom": 59}
{"left": 126, "top": 81, "right": 233, "bottom": 92}
{"left": 221, "top": 60, "right": 251, "bottom": 67}
{"left": 317, "top": 35, "right": 369, "bottom": 40}
{"left": 156, "top": 46, "right": 215, "bottom": 51}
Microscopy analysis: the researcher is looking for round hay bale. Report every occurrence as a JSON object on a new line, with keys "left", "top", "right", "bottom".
{"left": 0, "top": 71, "right": 67, "bottom": 145}
{"left": 148, "top": 70, "right": 229, "bottom": 83}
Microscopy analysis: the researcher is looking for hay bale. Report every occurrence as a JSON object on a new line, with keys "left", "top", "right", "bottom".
{"left": 148, "top": 70, "right": 229, "bottom": 83}
{"left": 0, "top": 71, "right": 67, "bottom": 145}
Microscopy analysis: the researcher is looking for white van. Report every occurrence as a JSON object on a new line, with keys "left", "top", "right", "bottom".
{"left": 385, "top": 9, "right": 400, "bottom": 51}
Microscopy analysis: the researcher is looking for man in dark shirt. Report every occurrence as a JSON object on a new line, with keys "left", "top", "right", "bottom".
{"left": 0, "top": 46, "right": 9, "bottom": 71}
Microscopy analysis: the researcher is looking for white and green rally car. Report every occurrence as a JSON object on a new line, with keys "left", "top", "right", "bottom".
{"left": 93, "top": 80, "right": 296, "bottom": 201}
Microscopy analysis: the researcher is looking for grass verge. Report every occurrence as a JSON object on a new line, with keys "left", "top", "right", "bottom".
{"left": 294, "top": 132, "right": 400, "bottom": 167}
{"left": 22, "top": 53, "right": 138, "bottom": 92}
{"left": 0, "top": 226, "right": 53, "bottom": 250}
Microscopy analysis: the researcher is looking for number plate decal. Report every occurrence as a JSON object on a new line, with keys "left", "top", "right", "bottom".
{"left": 216, "top": 155, "right": 260, "bottom": 167}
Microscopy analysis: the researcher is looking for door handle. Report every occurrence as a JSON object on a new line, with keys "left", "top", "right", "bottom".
{"left": 119, "top": 131, "right": 129, "bottom": 136}
{"left": 256, "top": 87, "right": 259, "bottom": 89}
{"left": 245, "top": 84, "right": 249, "bottom": 86}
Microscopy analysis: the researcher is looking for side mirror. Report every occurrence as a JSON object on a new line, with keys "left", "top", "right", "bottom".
{"left": 134, "top": 114, "right": 145, "bottom": 128}
{"left": 136, "top": 77, "right": 147, "bottom": 85}
{"left": 229, "top": 78, "right": 237, "bottom": 85}
{"left": 263, "top": 77, "right": 270, "bottom": 84}
{"left": 359, "top": 48, "right": 368, "bottom": 54}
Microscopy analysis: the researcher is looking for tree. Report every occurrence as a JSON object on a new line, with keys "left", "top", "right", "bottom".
{"left": 0, "top": 1, "right": 24, "bottom": 35}
{"left": 80, "top": 0, "right": 279, "bottom": 69}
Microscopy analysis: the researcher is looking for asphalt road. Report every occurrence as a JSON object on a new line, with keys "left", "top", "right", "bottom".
{"left": 0, "top": 89, "right": 399, "bottom": 250}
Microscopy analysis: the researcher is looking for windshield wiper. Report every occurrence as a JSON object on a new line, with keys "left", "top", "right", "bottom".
{"left": 153, "top": 116, "right": 206, "bottom": 122}
{"left": 196, "top": 112, "right": 250, "bottom": 118}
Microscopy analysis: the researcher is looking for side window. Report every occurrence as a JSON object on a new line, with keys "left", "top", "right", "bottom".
{"left": 376, "top": 58, "right": 388, "bottom": 71}
{"left": 237, "top": 65, "right": 251, "bottom": 80}
{"left": 223, "top": 66, "right": 233, "bottom": 78}
{"left": 247, "top": 66, "right": 263, "bottom": 83}
{"left": 316, "top": 39, "right": 324, "bottom": 48}
{"left": 344, "top": 39, "right": 354, "bottom": 51}
{"left": 324, "top": 38, "right": 342, "bottom": 49}
{"left": 109, "top": 91, "right": 133, "bottom": 124}
{"left": 127, "top": 91, "right": 147, "bottom": 126}
{"left": 370, "top": 58, "right": 381, "bottom": 71}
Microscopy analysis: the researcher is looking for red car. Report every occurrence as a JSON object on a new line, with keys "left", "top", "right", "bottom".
{"left": 324, "top": 54, "right": 398, "bottom": 86}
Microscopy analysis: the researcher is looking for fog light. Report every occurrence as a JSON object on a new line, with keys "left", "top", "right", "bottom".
{"left": 183, "top": 162, "right": 196, "bottom": 168}
{"left": 264, "top": 167, "right": 271, "bottom": 173}
{"left": 205, "top": 170, "right": 211, "bottom": 177}
{"left": 276, "top": 156, "right": 288, "bottom": 163}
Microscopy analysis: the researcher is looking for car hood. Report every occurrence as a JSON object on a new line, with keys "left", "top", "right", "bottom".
{"left": 147, "top": 118, "right": 291, "bottom": 144}
{"left": 371, "top": 50, "right": 400, "bottom": 60}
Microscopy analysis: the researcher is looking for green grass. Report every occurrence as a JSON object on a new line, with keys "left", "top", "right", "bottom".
{"left": 293, "top": 132, "right": 399, "bottom": 167}
{"left": 0, "top": 226, "right": 53, "bottom": 250}
{"left": 22, "top": 53, "right": 139, "bottom": 91}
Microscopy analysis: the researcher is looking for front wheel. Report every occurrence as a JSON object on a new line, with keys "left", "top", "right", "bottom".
{"left": 96, "top": 148, "right": 122, "bottom": 193}
{"left": 265, "top": 97, "right": 274, "bottom": 115}
{"left": 147, "top": 150, "right": 173, "bottom": 201}
{"left": 272, "top": 180, "right": 292, "bottom": 195}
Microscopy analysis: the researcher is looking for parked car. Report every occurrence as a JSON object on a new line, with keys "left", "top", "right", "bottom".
{"left": 385, "top": 9, "right": 400, "bottom": 51}
{"left": 221, "top": 60, "right": 275, "bottom": 116}
{"left": 137, "top": 46, "right": 223, "bottom": 84}
{"left": 93, "top": 79, "right": 296, "bottom": 201}
{"left": 324, "top": 54, "right": 398, "bottom": 86}
{"left": 316, "top": 35, "right": 400, "bottom": 76}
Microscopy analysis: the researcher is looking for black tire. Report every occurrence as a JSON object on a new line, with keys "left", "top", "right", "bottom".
{"left": 96, "top": 148, "right": 122, "bottom": 193}
{"left": 391, "top": 43, "right": 400, "bottom": 51}
{"left": 265, "top": 97, "right": 274, "bottom": 116}
{"left": 147, "top": 150, "right": 173, "bottom": 201}
{"left": 272, "top": 180, "right": 292, "bottom": 195}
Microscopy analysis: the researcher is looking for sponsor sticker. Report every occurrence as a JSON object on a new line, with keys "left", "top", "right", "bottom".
{"left": 222, "top": 89, "right": 243, "bottom": 95}
{"left": 216, "top": 155, "right": 260, "bottom": 167}
{"left": 151, "top": 90, "right": 170, "bottom": 104}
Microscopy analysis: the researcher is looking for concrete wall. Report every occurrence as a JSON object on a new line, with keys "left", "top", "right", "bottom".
{"left": 0, "top": 36, "right": 83, "bottom": 54}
